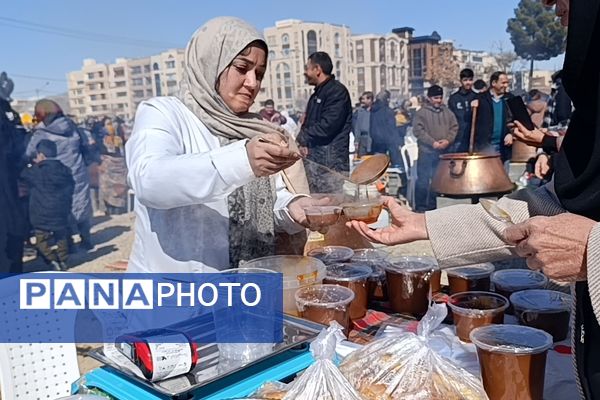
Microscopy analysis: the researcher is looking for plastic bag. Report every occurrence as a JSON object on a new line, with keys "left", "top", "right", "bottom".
{"left": 238, "top": 381, "right": 289, "bottom": 399}
{"left": 282, "top": 321, "right": 364, "bottom": 400}
{"left": 339, "top": 303, "right": 489, "bottom": 400}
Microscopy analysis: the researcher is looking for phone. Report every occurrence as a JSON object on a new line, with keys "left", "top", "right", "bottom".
{"left": 506, "top": 96, "right": 536, "bottom": 130}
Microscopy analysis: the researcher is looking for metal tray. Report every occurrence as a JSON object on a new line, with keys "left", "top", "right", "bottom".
{"left": 88, "top": 314, "right": 323, "bottom": 397}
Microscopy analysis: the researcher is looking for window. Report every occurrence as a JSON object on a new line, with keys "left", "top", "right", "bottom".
{"left": 133, "top": 90, "right": 144, "bottom": 98}
{"left": 90, "top": 95, "right": 97, "bottom": 101}
{"left": 117, "top": 91, "right": 127, "bottom": 97}
{"left": 282, "top": 34, "right": 290, "bottom": 56}
{"left": 269, "top": 50, "right": 276, "bottom": 60}
{"left": 76, "top": 80, "right": 84, "bottom": 85}
{"left": 473, "top": 56, "right": 483, "bottom": 63}
{"left": 131, "top": 66, "right": 142, "bottom": 74}
{"left": 357, "top": 67, "right": 365, "bottom": 95}
{"left": 336, "top": 61, "right": 342, "bottom": 81}
{"left": 350, "top": 42, "right": 354, "bottom": 62}
{"left": 166, "top": 60, "right": 176, "bottom": 69}
{"left": 144, "top": 65, "right": 151, "bottom": 73}
{"left": 153, "top": 63, "right": 160, "bottom": 71}
{"left": 380, "top": 64, "right": 386, "bottom": 88}
{"left": 307, "top": 30, "right": 317, "bottom": 55}
{"left": 166, "top": 73, "right": 176, "bottom": 81}
{"left": 98, "top": 71, "right": 104, "bottom": 78}
{"left": 146, "top": 89, "right": 153, "bottom": 97}
{"left": 412, "top": 48, "right": 423, "bottom": 77}
{"left": 102, "top": 105, "right": 108, "bottom": 111}
{"left": 356, "top": 40, "right": 364, "bottom": 63}
{"left": 145, "top": 77, "right": 152, "bottom": 85}
{"left": 167, "top": 80, "right": 178, "bottom": 87}
{"left": 132, "top": 78, "right": 143, "bottom": 86}
{"left": 379, "top": 38, "right": 386, "bottom": 63}
{"left": 114, "top": 68, "right": 125, "bottom": 78}
{"left": 87, "top": 72, "right": 95, "bottom": 80}
{"left": 77, "top": 99, "right": 83, "bottom": 105}
{"left": 91, "top": 105, "right": 99, "bottom": 112}
{"left": 334, "top": 33, "right": 341, "bottom": 58}
{"left": 76, "top": 89, "right": 83, "bottom": 95}
{"left": 154, "top": 74, "right": 162, "bottom": 96}
{"left": 115, "top": 81, "right": 126, "bottom": 88}
{"left": 370, "top": 39, "right": 376, "bottom": 62}
{"left": 390, "top": 42, "right": 396, "bottom": 62}
{"left": 276, "top": 63, "right": 292, "bottom": 100}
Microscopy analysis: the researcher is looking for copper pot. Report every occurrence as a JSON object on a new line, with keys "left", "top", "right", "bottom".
{"left": 511, "top": 141, "right": 538, "bottom": 163}
{"left": 431, "top": 152, "right": 515, "bottom": 196}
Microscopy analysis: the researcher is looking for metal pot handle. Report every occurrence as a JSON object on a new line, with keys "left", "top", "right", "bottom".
{"left": 449, "top": 160, "right": 468, "bottom": 178}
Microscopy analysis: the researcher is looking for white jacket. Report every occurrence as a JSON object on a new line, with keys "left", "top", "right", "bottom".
{"left": 125, "top": 97, "right": 303, "bottom": 273}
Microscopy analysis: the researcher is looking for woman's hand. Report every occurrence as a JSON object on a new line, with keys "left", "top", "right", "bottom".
{"left": 346, "top": 196, "right": 428, "bottom": 245}
{"left": 246, "top": 134, "right": 300, "bottom": 177}
{"left": 287, "top": 196, "right": 337, "bottom": 231}
{"left": 504, "top": 213, "right": 596, "bottom": 281}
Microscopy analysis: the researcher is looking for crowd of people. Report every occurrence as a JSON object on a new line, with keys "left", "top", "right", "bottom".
{"left": 0, "top": 77, "right": 132, "bottom": 272}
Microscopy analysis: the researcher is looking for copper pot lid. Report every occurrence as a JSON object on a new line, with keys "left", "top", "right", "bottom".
{"left": 350, "top": 154, "right": 390, "bottom": 185}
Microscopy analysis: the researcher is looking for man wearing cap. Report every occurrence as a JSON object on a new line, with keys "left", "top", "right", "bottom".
{"left": 413, "top": 85, "right": 458, "bottom": 211}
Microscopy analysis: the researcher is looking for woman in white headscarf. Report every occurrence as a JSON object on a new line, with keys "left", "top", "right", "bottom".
{"left": 126, "top": 17, "right": 319, "bottom": 273}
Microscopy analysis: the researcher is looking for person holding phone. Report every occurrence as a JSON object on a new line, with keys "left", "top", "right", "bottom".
{"left": 126, "top": 17, "right": 323, "bottom": 273}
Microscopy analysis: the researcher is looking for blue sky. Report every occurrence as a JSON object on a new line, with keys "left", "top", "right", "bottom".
{"left": 2, "top": 0, "right": 565, "bottom": 99}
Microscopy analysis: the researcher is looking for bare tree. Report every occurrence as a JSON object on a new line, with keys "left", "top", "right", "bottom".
{"left": 427, "top": 42, "right": 460, "bottom": 91}
{"left": 489, "top": 41, "right": 519, "bottom": 74}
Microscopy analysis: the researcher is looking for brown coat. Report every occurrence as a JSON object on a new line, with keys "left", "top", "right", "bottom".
{"left": 413, "top": 104, "right": 459, "bottom": 152}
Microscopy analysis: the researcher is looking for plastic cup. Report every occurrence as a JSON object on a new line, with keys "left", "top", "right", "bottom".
{"left": 470, "top": 325, "right": 553, "bottom": 400}
{"left": 491, "top": 269, "right": 548, "bottom": 314}
{"left": 352, "top": 248, "right": 389, "bottom": 302}
{"left": 446, "top": 263, "right": 495, "bottom": 295}
{"left": 510, "top": 289, "right": 572, "bottom": 342}
{"left": 295, "top": 284, "right": 355, "bottom": 335}
{"left": 323, "top": 263, "right": 372, "bottom": 320}
{"left": 241, "top": 255, "right": 326, "bottom": 316}
{"left": 448, "top": 291, "right": 508, "bottom": 342}
{"left": 307, "top": 246, "right": 354, "bottom": 265}
{"left": 341, "top": 198, "right": 384, "bottom": 224}
{"left": 303, "top": 206, "right": 342, "bottom": 229}
{"left": 215, "top": 267, "right": 279, "bottom": 362}
{"left": 384, "top": 256, "right": 439, "bottom": 317}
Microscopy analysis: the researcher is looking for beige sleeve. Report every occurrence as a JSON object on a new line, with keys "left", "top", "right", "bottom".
{"left": 586, "top": 223, "right": 600, "bottom": 322}
{"left": 425, "top": 182, "right": 566, "bottom": 268}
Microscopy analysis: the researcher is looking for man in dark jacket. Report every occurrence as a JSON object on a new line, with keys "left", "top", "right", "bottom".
{"left": 21, "top": 140, "right": 74, "bottom": 270}
{"left": 370, "top": 90, "right": 402, "bottom": 166}
{"left": 448, "top": 68, "right": 477, "bottom": 153}
{"left": 473, "top": 71, "right": 514, "bottom": 161}
{"left": 413, "top": 85, "right": 458, "bottom": 211}
{"left": 297, "top": 52, "right": 352, "bottom": 193}
{"left": 0, "top": 72, "right": 27, "bottom": 273}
